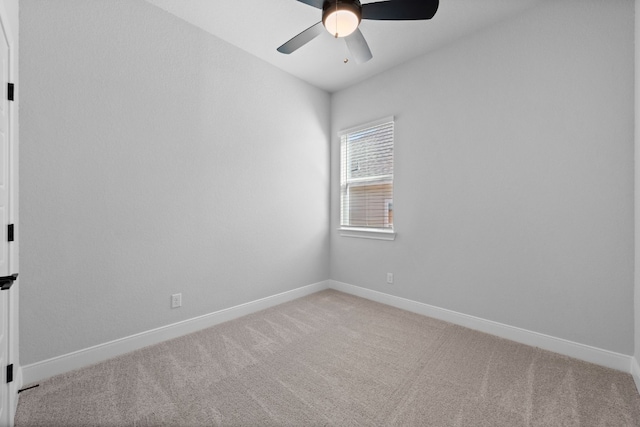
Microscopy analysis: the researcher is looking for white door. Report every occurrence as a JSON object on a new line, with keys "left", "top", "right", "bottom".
{"left": 0, "top": 7, "right": 13, "bottom": 426}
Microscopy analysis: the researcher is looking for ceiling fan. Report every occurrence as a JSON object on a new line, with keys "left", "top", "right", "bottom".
{"left": 277, "top": 0, "right": 440, "bottom": 64}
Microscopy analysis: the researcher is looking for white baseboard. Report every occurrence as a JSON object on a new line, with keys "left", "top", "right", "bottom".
{"left": 329, "top": 280, "right": 633, "bottom": 374}
{"left": 21, "top": 279, "right": 636, "bottom": 386}
{"left": 632, "top": 357, "right": 640, "bottom": 394}
{"left": 22, "top": 280, "right": 330, "bottom": 385}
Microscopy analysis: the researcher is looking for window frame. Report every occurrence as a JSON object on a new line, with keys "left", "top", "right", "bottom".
{"left": 338, "top": 116, "right": 396, "bottom": 241}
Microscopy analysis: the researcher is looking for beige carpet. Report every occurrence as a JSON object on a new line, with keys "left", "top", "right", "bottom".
{"left": 15, "top": 290, "right": 640, "bottom": 426}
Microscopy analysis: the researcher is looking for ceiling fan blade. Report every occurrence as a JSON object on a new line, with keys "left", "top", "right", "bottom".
{"left": 345, "top": 28, "right": 373, "bottom": 64}
{"left": 296, "top": 0, "right": 324, "bottom": 9}
{"left": 277, "top": 22, "right": 324, "bottom": 54}
{"left": 362, "top": 0, "right": 439, "bottom": 21}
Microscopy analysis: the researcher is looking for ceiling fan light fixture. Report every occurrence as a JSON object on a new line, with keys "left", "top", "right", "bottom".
{"left": 322, "top": 1, "right": 361, "bottom": 38}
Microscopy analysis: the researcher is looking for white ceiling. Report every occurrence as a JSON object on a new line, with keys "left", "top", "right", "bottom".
{"left": 145, "top": 0, "right": 547, "bottom": 93}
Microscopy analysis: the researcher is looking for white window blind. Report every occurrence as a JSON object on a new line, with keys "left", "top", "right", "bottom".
{"left": 340, "top": 117, "right": 394, "bottom": 230}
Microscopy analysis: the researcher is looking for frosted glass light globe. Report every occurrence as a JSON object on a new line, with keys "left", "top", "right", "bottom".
{"left": 323, "top": 9, "right": 359, "bottom": 38}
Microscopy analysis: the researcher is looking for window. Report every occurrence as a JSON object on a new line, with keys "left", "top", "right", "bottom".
{"left": 339, "top": 117, "right": 395, "bottom": 240}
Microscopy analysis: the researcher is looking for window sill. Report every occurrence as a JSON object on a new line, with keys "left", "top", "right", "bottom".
{"left": 338, "top": 227, "right": 396, "bottom": 241}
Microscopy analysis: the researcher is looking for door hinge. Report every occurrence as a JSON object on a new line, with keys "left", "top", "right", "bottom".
{"left": 7, "top": 224, "right": 13, "bottom": 242}
{"left": 6, "top": 364, "right": 12, "bottom": 383}
{"left": 0, "top": 274, "right": 17, "bottom": 291}
{"left": 7, "top": 83, "right": 13, "bottom": 101}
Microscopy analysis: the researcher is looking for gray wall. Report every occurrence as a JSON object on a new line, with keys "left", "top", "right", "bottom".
{"left": 20, "top": 0, "right": 330, "bottom": 365}
{"left": 330, "top": 0, "right": 635, "bottom": 354}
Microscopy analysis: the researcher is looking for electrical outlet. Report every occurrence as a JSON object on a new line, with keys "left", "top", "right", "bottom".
{"left": 171, "top": 293, "right": 182, "bottom": 308}
{"left": 387, "top": 273, "right": 394, "bottom": 284}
